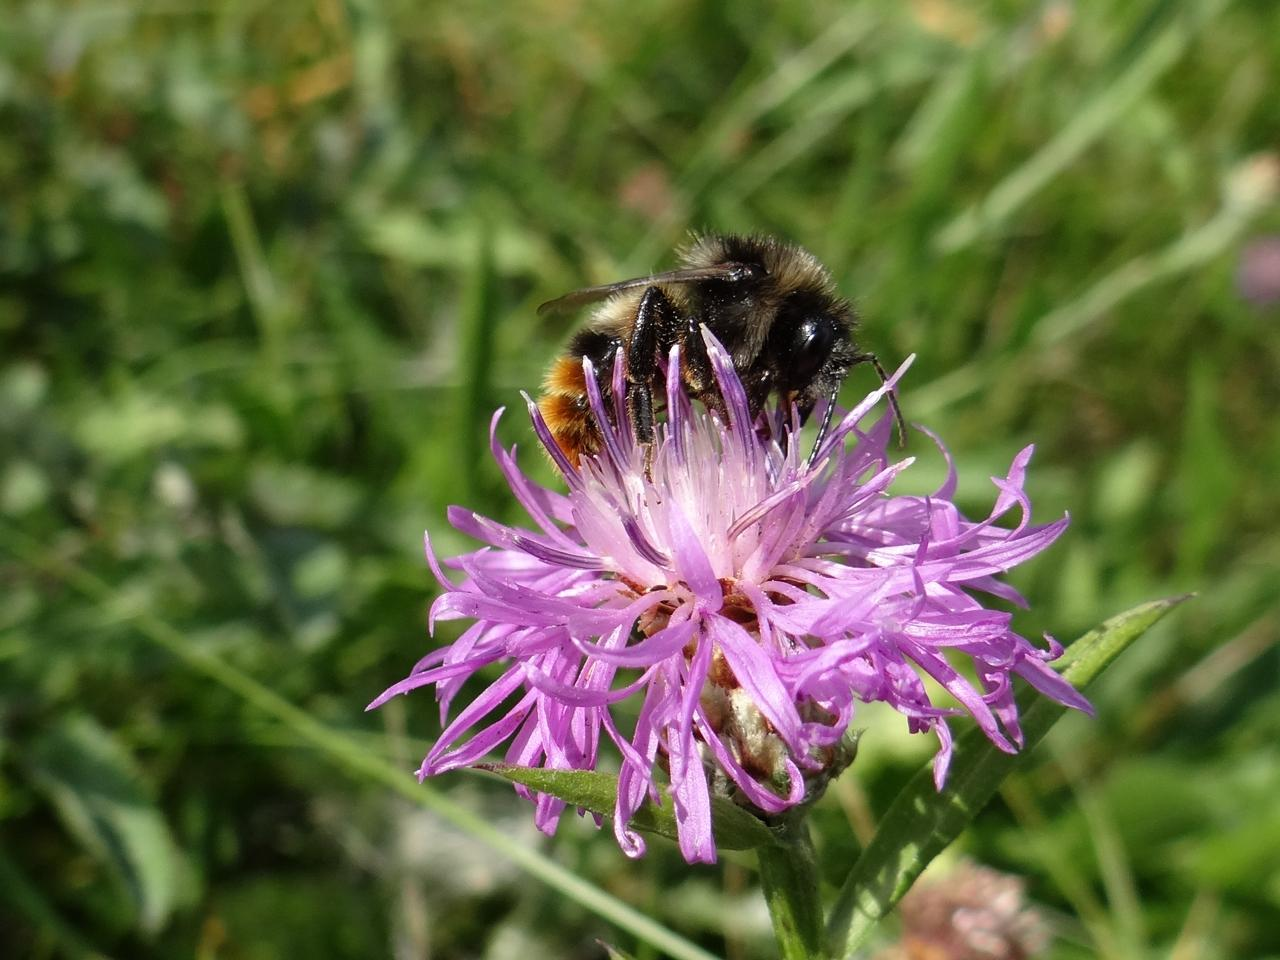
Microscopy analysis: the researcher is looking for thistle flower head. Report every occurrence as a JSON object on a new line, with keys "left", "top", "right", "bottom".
{"left": 881, "top": 861, "right": 1051, "bottom": 960}
{"left": 371, "top": 332, "right": 1090, "bottom": 863}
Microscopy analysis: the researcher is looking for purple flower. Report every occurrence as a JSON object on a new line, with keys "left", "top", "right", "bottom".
{"left": 1237, "top": 234, "right": 1280, "bottom": 307}
{"left": 371, "top": 332, "right": 1091, "bottom": 864}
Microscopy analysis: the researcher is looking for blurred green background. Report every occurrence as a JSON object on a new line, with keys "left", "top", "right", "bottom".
{"left": 3, "top": 0, "right": 1279, "bottom": 958}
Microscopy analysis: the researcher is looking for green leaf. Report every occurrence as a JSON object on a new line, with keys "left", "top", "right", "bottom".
{"left": 825, "top": 596, "right": 1189, "bottom": 958}
{"left": 930, "top": 0, "right": 1227, "bottom": 254}
{"left": 478, "top": 763, "right": 778, "bottom": 852}
{"left": 597, "top": 940, "right": 640, "bottom": 960}
{"left": 25, "top": 714, "right": 189, "bottom": 934}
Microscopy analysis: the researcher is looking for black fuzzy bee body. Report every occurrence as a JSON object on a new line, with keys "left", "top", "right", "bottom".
{"left": 537, "top": 234, "right": 901, "bottom": 466}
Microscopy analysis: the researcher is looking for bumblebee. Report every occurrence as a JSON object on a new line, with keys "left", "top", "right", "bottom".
{"left": 536, "top": 233, "right": 903, "bottom": 467}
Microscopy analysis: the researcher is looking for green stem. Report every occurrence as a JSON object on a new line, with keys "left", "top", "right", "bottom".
{"left": 758, "top": 817, "right": 826, "bottom": 960}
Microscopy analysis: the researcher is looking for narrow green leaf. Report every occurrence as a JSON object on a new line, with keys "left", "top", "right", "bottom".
{"left": 479, "top": 763, "right": 778, "bottom": 852}
{"left": 0, "top": 523, "right": 719, "bottom": 960}
{"left": 597, "top": 940, "right": 640, "bottom": 960}
{"left": 220, "top": 180, "right": 289, "bottom": 368}
{"left": 930, "top": 0, "right": 1228, "bottom": 254}
{"left": 826, "top": 597, "right": 1189, "bottom": 958}
{"left": 910, "top": 153, "right": 1277, "bottom": 420}
{"left": 25, "top": 714, "right": 188, "bottom": 934}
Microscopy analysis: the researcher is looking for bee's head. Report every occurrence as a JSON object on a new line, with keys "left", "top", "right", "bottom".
{"left": 767, "top": 291, "right": 856, "bottom": 413}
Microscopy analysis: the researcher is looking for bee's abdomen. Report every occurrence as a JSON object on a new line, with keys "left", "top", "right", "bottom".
{"left": 568, "top": 327, "right": 625, "bottom": 366}
{"left": 543, "top": 354, "right": 590, "bottom": 398}
{"left": 537, "top": 356, "right": 599, "bottom": 467}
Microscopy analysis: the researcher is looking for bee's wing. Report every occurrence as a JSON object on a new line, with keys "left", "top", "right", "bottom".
{"left": 536, "top": 262, "right": 758, "bottom": 315}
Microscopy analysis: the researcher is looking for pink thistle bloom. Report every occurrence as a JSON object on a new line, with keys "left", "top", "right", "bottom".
{"left": 370, "top": 333, "right": 1091, "bottom": 864}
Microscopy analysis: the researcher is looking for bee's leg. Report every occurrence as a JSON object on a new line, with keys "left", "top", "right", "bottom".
{"left": 682, "top": 318, "right": 713, "bottom": 394}
{"left": 627, "top": 286, "right": 682, "bottom": 461}
{"left": 804, "top": 385, "right": 840, "bottom": 469}
{"left": 853, "top": 352, "right": 907, "bottom": 447}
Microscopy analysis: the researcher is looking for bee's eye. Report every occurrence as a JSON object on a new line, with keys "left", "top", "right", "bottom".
{"left": 789, "top": 317, "right": 834, "bottom": 383}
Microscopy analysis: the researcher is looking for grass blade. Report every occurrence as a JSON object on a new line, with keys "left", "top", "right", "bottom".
{"left": 0, "top": 523, "right": 720, "bottom": 960}
{"left": 931, "top": 0, "right": 1228, "bottom": 254}
{"left": 910, "top": 154, "right": 1276, "bottom": 418}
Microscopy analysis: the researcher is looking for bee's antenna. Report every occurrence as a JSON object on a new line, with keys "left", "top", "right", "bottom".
{"left": 858, "top": 353, "right": 907, "bottom": 448}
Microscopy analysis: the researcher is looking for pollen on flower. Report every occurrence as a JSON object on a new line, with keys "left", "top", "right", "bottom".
{"left": 370, "top": 330, "right": 1091, "bottom": 864}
